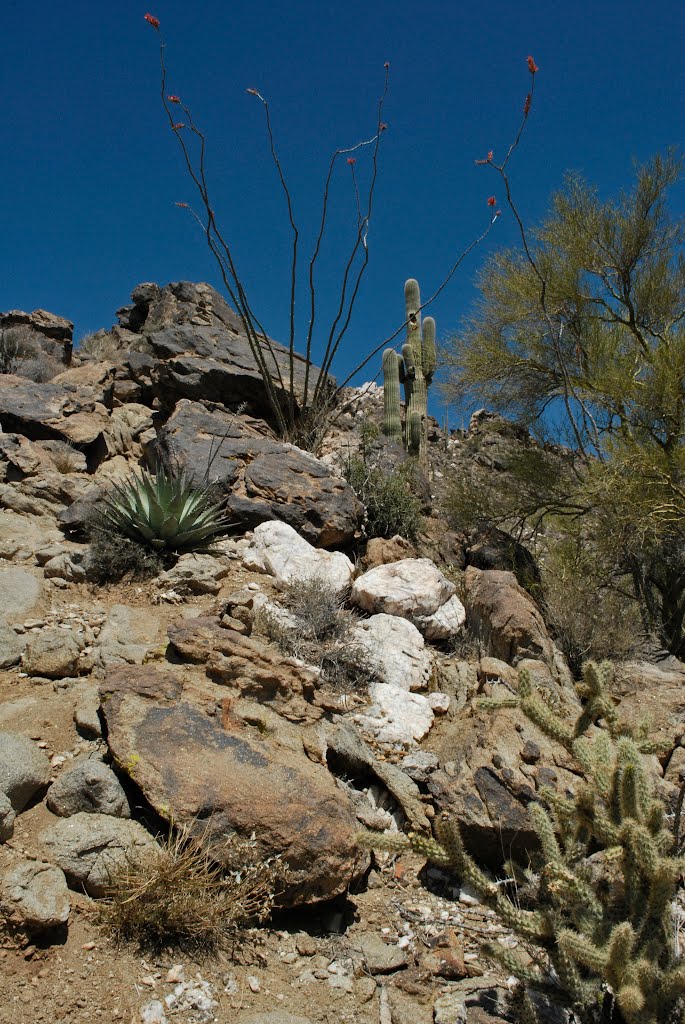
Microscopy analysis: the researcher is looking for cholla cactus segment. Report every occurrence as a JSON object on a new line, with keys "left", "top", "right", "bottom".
{"left": 363, "top": 660, "right": 685, "bottom": 1024}
{"left": 100, "top": 464, "right": 232, "bottom": 551}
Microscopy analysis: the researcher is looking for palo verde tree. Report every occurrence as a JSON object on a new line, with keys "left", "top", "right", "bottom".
{"left": 442, "top": 150, "right": 685, "bottom": 656}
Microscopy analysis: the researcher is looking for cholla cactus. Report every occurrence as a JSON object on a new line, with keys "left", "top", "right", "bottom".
{"left": 382, "top": 279, "right": 436, "bottom": 457}
{"left": 100, "top": 463, "right": 232, "bottom": 551}
{"left": 361, "top": 662, "right": 685, "bottom": 1024}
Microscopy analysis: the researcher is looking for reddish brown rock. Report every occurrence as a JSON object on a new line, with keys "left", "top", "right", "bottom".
{"left": 464, "top": 567, "right": 554, "bottom": 667}
{"left": 99, "top": 663, "right": 367, "bottom": 906}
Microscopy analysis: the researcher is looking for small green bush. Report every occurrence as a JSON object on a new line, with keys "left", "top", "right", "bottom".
{"left": 344, "top": 453, "right": 423, "bottom": 541}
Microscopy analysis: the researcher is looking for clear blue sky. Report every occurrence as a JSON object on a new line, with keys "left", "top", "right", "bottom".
{"left": 3, "top": 0, "right": 683, "bottom": 416}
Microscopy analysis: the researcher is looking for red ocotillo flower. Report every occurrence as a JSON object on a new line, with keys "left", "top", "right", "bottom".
{"left": 144, "top": 13, "right": 160, "bottom": 29}
{"left": 487, "top": 196, "right": 497, "bottom": 207}
{"left": 175, "top": 202, "right": 189, "bottom": 208}
{"left": 167, "top": 95, "right": 181, "bottom": 104}
{"left": 527, "top": 55, "right": 539, "bottom": 74}
{"left": 347, "top": 157, "right": 356, "bottom": 166}
{"left": 172, "top": 122, "right": 185, "bottom": 131}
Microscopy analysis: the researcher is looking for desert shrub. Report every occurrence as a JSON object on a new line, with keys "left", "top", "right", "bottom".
{"left": 365, "top": 663, "right": 685, "bottom": 1024}
{"left": 100, "top": 826, "right": 287, "bottom": 955}
{"left": 540, "top": 538, "right": 643, "bottom": 676}
{"left": 344, "top": 452, "right": 423, "bottom": 541}
{"left": 100, "top": 462, "right": 232, "bottom": 551}
{"left": 256, "top": 576, "right": 370, "bottom": 690}
{"left": 0, "top": 326, "right": 62, "bottom": 381}
{"left": 86, "top": 526, "right": 166, "bottom": 583}
{"left": 78, "top": 329, "right": 153, "bottom": 360}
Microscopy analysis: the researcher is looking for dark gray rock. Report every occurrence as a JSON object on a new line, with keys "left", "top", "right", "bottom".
{"left": 111, "top": 281, "right": 329, "bottom": 425}
{"left": 155, "top": 400, "right": 362, "bottom": 547}
{"left": 47, "top": 760, "right": 130, "bottom": 818}
{"left": 0, "top": 731, "right": 51, "bottom": 811}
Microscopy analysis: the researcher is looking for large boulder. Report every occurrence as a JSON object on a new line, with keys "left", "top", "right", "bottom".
{"left": 351, "top": 558, "right": 465, "bottom": 640}
{"left": 428, "top": 698, "right": 581, "bottom": 864}
{"left": 0, "top": 567, "right": 44, "bottom": 623}
{"left": 98, "top": 663, "right": 368, "bottom": 906}
{"left": 154, "top": 401, "right": 362, "bottom": 547}
{"left": 351, "top": 614, "right": 432, "bottom": 691}
{"left": 242, "top": 521, "right": 354, "bottom": 591}
{"left": 106, "top": 281, "right": 329, "bottom": 418}
{"left": 463, "top": 566, "right": 554, "bottom": 667}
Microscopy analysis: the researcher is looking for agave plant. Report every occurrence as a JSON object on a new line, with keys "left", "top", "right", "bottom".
{"left": 100, "top": 463, "right": 232, "bottom": 551}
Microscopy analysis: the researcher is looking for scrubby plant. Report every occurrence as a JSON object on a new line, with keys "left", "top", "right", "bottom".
{"left": 362, "top": 662, "right": 685, "bottom": 1024}
{"left": 100, "top": 825, "right": 288, "bottom": 955}
{"left": 0, "top": 325, "right": 62, "bottom": 381}
{"left": 255, "top": 576, "right": 369, "bottom": 691}
{"left": 78, "top": 329, "right": 153, "bottom": 360}
{"left": 100, "top": 462, "right": 232, "bottom": 552}
{"left": 85, "top": 526, "right": 166, "bottom": 584}
{"left": 343, "top": 426, "right": 424, "bottom": 540}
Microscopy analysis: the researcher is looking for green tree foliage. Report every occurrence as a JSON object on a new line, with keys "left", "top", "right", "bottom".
{"left": 442, "top": 151, "right": 685, "bottom": 655}
{"left": 363, "top": 663, "right": 685, "bottom": 1024}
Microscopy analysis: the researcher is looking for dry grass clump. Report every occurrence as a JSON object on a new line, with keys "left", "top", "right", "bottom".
{"left": 256, "top": 576, "right": 371, "bottom": 691}
{"left": 79, "top": 330, "right": 152, "bottom": 360}
{"left": 100, "top": 826, "right": 288, "bottom": 955}
{"left": 46, "top": 442, "right": 83, "bottom": 474}
{"left": 0, "top": 325, "right": 63, "bottom": 381}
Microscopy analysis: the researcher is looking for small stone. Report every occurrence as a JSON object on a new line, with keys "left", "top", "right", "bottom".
{"left": 247, "top": 975, "right": 261, "bottom": 993}
{"left": 521, "top": 739, "right": 542, "bottom": 764}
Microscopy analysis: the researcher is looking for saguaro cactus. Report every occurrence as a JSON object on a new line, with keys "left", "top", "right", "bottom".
{"left": 381, "top": 279, "right": 436, "bottom": 457}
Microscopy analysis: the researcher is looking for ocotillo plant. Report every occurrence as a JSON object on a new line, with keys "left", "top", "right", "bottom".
{"left": 361, "top": 662, "right": 685, "bottom": 1024}
{"left": 143, "top": 15, "right": 533, "bottom": 450}
{"left": 382, "top": 279, "right": 436, "bottom": 457}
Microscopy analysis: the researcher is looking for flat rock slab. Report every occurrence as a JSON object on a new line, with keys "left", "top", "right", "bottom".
{"left": 99, "top": 665, "right": 367, "bottom": 906}
{"left": 0, "top": 568, "right": 43, "bottom": 623}
{"left": 156, "top": 401, "right": 361, "bottom": 547}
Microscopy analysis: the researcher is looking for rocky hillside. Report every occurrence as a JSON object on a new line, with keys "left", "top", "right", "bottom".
{"left": 1, "top": 283, "right": 683, "bottom": 1024}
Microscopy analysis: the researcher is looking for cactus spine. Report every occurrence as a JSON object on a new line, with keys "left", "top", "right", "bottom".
{"left": 360, "top": 661, "right": 685, "bottom": 1024}
{"left": 381, "top": 279, "right": 436, "bottom": 458}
